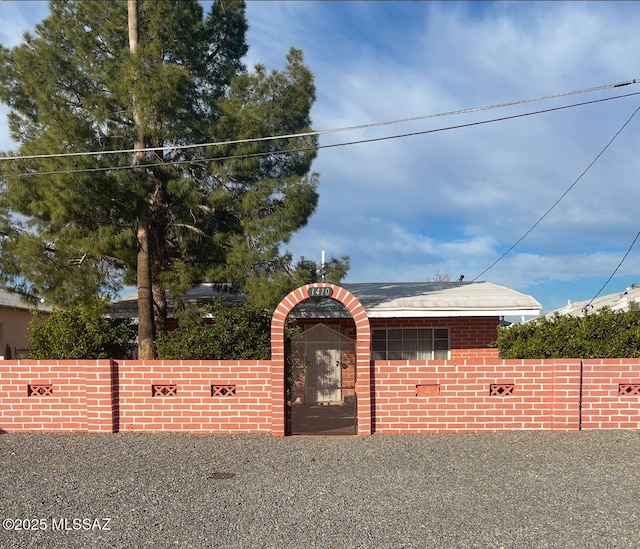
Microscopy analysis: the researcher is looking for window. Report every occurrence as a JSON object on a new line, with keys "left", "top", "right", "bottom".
{"left": 372, "top": 328, "right": 449, "bottom": 360}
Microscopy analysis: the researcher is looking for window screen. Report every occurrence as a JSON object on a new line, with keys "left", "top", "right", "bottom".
{"left": 372, "top": 328, "right": 449, "bottom": 360}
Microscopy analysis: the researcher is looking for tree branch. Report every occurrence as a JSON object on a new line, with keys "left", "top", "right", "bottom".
{"left": 171, "top": 223, "right": 206, "bottom": 236}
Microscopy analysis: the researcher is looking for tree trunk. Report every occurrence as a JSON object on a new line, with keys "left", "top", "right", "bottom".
{"left": 151, "top": 176, "right": 168, "bottom": 338}
{"left": 150, "top": 109, "right": 168, "bottom": 336}
{"left": 153, "top": 282, "right": 167, "bottom": 336}
{"left": 129, "top": 0, "right": 155, "bottom": 359}
{"left": 137, "top": 211, "right": 155, "bottom": 359}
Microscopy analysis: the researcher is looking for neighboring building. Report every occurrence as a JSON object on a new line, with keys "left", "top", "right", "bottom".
{"left": 0, "top": 290, "right": 52, "bottom": 359}
{"left": 541, "top": 283, "right": 640, "bottom": 319}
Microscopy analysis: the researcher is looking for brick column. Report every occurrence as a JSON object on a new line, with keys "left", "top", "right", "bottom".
{"left": 85, "top": 360, "right": 118, "bottom": 433}
{"left": 551, "top": 359, "right": 581, "bottom": 431}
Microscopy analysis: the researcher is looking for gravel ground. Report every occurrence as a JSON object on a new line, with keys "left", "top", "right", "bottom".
{"left": 1, "top": 430, "right": 639, "bottom": 548}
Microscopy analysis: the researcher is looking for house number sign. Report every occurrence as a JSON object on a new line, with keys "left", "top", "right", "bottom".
{"left": 308, "top": 286, "right": 333, "bottom": 298}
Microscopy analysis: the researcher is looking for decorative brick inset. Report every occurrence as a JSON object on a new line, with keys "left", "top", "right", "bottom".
{"left": 489, "top": 383, "right": 514, "bottom": 396}
{"left": 28, "top": 384, "right": 53, "bottom": 396}
{"left": 152, "top": 384, "right": 177, "bottom": 397}
{"left": 618, "top": 384, "right": 640, "bottom": 396}
{"left": 211, "top": 385, "right": 236, "bottom": 397}
{"left": 416, "top": 384, "right": 440, "bottom": 396}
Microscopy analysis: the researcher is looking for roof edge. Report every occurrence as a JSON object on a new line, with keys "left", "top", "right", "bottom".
{"left": 367, "top": 308, "right": 541, "bottom": 318}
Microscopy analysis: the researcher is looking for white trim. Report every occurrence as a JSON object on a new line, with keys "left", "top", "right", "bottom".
{"left": 367, "top": 308, "right": 540, "bottom": 318}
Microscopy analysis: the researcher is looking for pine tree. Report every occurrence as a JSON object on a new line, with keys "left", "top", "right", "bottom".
{"left": 0, "top": 0, "right": 337, "bottom": 357}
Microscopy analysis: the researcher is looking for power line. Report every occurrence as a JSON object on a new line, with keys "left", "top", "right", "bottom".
{"left": 472, "top": 102, "right": 640, "bottom": 281}
{"left": 2, "top": 90, "right": 639, "bottom": 180}
{"left": 585, "top": 230, "right": 640, "bottom": 310}
{"left": 0, "top": 79, "right": 638, "bottom": 163}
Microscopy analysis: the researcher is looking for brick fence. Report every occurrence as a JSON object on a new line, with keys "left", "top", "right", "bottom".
{"left": 1, "top": 358, "right": 639, "bottom": 434}
{"left": 372, "top": 358, "right": 640, "bottom": 433}
{"left": 0, "top": 360, "right": 271, "bottom": 433}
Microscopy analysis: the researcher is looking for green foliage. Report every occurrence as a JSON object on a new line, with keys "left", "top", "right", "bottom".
{"left": 155, "top": 299, "right": 272, "bottom": 360}
{"left": 238, "top": 254, "right": 351, "bottom": 310}
{"left": 494, "top": 307, "right": 640, "bottom": 359}
{"left": 28, "top": 301, "right": 136, "bottom": 359}
{"left": 285, "top": 345, "right": 307, "bottom": 401}
{"left": 292, "top": 256, "right": 351, "bottom": 286}
{"left": 0, "top": 1, "right": 327, "bottom": 346}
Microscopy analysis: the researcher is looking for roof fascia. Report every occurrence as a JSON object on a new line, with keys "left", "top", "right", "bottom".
{"left": 367, "top": 308, "right": 541, "bottom": 318}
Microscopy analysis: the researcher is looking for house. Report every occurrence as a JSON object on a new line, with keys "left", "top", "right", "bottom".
{"left": 108, "top": 281, "right": 541, "bottom": 360}
{"left": 0, "top": 289, "right": 52, "bottom": 359}
{"left": 540, "top": 283, "right": 640, "bottom": 319}
{"left": 289, "top": 281, "right": 540, "bottom": 361}
{"left": 272, "top": 281, "right": 540, "bottom": 434}
{"left": 109, "top": 280, "right": 540, "bottom": 434}
{"left": 107, "top": 282, "right": 245, "bottom": 329}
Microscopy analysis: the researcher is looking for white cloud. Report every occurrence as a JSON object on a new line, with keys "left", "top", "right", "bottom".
{"left": 2, "top": 1, "right": 640, "bottom": 311}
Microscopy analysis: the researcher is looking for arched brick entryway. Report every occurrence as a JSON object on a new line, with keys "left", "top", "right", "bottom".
{"left": 271, "top": 283, "right": 371, "bottom": 436}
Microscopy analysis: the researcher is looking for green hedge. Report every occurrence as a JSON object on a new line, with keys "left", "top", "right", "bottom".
{"left": 28, "top": 302, "right": 136, "bottom": 359}
{"left": 494, "top": 306, "right": 640, "bottom": 359}
{"left": 155, "top": 299, "right": 273, "bottom": 360}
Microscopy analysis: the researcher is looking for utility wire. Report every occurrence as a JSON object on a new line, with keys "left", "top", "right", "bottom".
{"left": 585, "top": 231, "right": 640, "bottom": 310}
{"left": 0, "top": 79, "right": 638, "bottom": 162}
{"left": 2, "top": 91, "right": 639, "bottom": 180}
{"left": 472, "top": 102, "right": 640, "bottom": 281}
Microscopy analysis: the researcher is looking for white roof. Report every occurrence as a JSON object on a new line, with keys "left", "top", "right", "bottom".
{"left": 541, "top": 283, "right": 640, "bottom": 319}
{"left": 293, "top": 282, "right": 541, "bottom": 318}
{"left": 108, "top": 281, "right": 541, "bottom": 319}
{"left": 343, "top": 282, "right": 541, "bottom": 318}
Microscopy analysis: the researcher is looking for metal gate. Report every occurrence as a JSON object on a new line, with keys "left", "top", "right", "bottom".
{"left": 287, "top": 324, "right": 357, "bottom": 435}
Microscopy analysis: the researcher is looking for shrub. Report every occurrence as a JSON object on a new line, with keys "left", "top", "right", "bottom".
{"left": 28, "top": 301, "right": 136, "bottom": 359}
{"left": 494, "top": 307, "right": 640, "bottom": 359}
{"left": 155, "top": 299, "right": 273, "bottom": 360}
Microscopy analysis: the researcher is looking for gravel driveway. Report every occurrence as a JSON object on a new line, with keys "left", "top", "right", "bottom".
{"left": 1, "top": 431, "right": 639, "bottom": 548}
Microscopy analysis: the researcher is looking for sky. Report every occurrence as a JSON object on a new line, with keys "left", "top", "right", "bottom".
{"left": 1, "top": 1, "right": 640, "bottom": 315}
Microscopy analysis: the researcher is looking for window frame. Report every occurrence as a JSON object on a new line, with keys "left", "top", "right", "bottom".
{"left": 371, "top": 327, "right": 450, "bottom": 360}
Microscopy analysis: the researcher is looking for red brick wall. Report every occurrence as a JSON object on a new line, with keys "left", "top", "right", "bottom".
{"left": 371, "top": 358, "right": 640, "bottom": 433}
{"left": 372, "top": 359, "right": 582, "bottom": 433}
{"left": 115, "top": 360, "right": 271, "bottom": 433}
{"left": 581, "top": 359, "right": 640, "bottom": 430}
{"left": 0, "top": 360, "right": 271, "bottom": 434}
{"left": 2, "top": 358, "right": 640, "bottom": 434}
{"left": 0, "top": 360, "right": 106, "bottom": 432}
